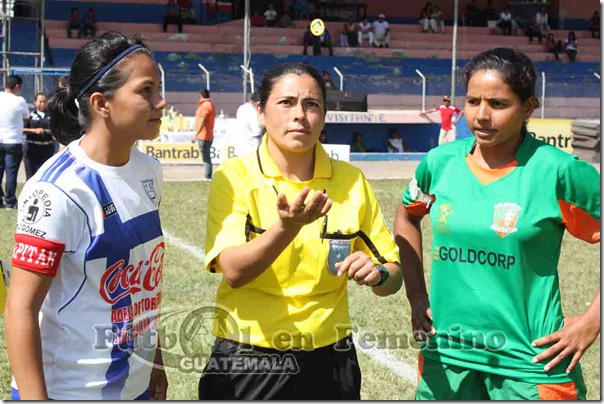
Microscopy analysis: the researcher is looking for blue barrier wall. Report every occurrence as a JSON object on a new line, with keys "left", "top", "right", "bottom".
{"left": 44, "top": 50, "right": 599, "bottom": 97}
{"left": 324, "top": 116, "right": 473, "bottom": 153}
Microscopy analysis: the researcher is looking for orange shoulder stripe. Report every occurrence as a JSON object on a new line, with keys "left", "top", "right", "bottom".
{"left": 404, "top": 200, "right": 431, "bottom": 217}
{"left": 558, "top": 199, "right": 600, "bottom": 243}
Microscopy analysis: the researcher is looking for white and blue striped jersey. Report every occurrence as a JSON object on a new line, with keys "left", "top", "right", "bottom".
{"left": 11, "top": 137, "right": 164, "bottom": 400}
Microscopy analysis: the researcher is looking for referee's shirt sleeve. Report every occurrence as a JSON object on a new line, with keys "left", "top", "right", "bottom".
{"left": 357, "top": 174, "right": 399, "bottom": 264}
{"left": 204, "top": 164, "right": 249, "bottom": 273}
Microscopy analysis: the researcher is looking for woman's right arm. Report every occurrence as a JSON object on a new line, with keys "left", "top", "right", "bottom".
{"left": 218, "top": 187, "right": 332, "bottom": 288}
{"left": 5, "top": 267, "right": 53, "bottom": 400}
{"left": 394, "top": 202, "right": 435, "bottom": 340}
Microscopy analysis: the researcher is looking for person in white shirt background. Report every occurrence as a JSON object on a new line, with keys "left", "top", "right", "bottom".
{"left": 498, "top": 7, "right": 513, "bottom": 36}
{"left": 535, "top": 7, "right": 551, "bottom": 43}
{"left": 236, "top": 91, "right": 264, "bottom": 154}
{"left": 357, "top": 16, "right": 373, "bottom": 47}
{"left": 372, "top": 13, "right": 390, "bottom": 48}
{"left": 0, "top": 75, "right": 30, "bottom": 209}
{"left": 263, "top": 3, "right": 277, "bottom": 27}
{"left": 386, "top": 128, "right": 405, "bottom": 153}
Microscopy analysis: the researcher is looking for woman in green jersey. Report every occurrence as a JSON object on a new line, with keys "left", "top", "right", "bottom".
{"left": 395, "top": 47, "right": 600, "bottom": 400}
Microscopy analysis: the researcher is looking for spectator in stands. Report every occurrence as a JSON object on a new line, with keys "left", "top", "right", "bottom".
{"left": 313, "top": 28, "right": 333, "bottom": 56}
{"left": 303, "top": 25, "right": 317, "bottom": 55}
{"left": 66, "top": 7, "right": 83, "bottom": 38}
{"left": 343, "top": 17, "right": 358, "bottom": 47}
{"left": 191, "top": 89, "right": 216, "bottom": 180}
{"left": 522, "top": 14, "right": 540, "bottom": 44}
{"left": 431, "top": 5, "right": 445, "bottom": 34}
{"left": 545, "top": 33, "right": 562, "bottom": 61}
{"left": 0, "top": 75, "right": 29, "bottom": 208}
{"left": 319, "top": 130, "right": 329, "bottom": 144}
{"left": 322, "top": 71, "right": 336, "bottom": 89}
{"left": 498, "top": 6, "right": 513, "bottom": 36}
{"left": 420, "top": 95, "right": 463, "bottom": 145}
{"left": 251, "top": 11, "right": 264, "bottom": 27}
{"left": 386, "top": 128, "right": 404, "bottom": 153}
{"left": 351, "top": 132, "right": 366, "bottom": 152}
{"left": 178, "top": 0, "right": 196, "bottom": 24}
{"left": 589, "top": 11, "right": 600, "bottom": 39}
{"left": 22, "top": 93, "right": 54, "bottom": 180}
{"left": 564, "top": 31, "right": 578, "bottom": 62}
{"left": 357, "top": 16, "right": 373, "bottom": 47}
{"left": 419, "top": 2, "right": 435, "bottom": 33}
{"left": 163, "top": 0, "right": 183, "bottom": 33}
{"left": 371, "top": 13, "right": 389, "bottom": 48}
{"left": 464, "top": 0, "right": 478, "bottom": 27}
{"left": 82, "top": 7, "right": 96, "bottom": 38}
{"left": 263, "top": 3, "right": 278, "bottom": 27}
{"left": 278, "top": 13, "right": 293, "bottom": 28}
{"left": 535, "top": 7, "right": 551, "bottom": 43}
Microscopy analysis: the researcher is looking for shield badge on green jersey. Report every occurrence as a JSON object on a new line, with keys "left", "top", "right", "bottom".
{"left": 326, "top": 239, "right": 352, "bottom": 275}
{"left": 491, "top": 202, "right": 522, "bottom": 238}
{"left": 434, "top": 203, "right": 453, "bottom": 234}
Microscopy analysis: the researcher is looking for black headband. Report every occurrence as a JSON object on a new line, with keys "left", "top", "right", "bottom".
{"left": 75, "top": 44, "right": 143, "bottom": 100}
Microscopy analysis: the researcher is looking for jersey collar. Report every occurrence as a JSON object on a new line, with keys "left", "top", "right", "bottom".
{"left": 257, "top": 134, "right": 332, "bottom": 179}
{"left": 464, "top": 129, "right": 532, "bottom": 164}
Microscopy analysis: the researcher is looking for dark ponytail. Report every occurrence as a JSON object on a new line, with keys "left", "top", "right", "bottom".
{"left": 48, "top": 88, "right": 82, "bottom": 145}
{"left": 48, "top": 32, "right": 151, "bottom": 146}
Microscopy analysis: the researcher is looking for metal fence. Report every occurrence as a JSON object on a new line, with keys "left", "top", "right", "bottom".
{"left": 7, "top": 66, "right": 70, "bottom": 102}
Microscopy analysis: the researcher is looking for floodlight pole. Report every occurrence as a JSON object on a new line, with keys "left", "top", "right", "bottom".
{"left": 450, "top": 0, "right": 459, "bottom": 103}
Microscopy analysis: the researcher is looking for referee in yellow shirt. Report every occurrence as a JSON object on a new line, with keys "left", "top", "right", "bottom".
{"left": 199, "top": 62, "right": 403, "bottom": 399}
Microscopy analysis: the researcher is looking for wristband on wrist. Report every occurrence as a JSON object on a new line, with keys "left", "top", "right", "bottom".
{"left": 371, "top": 264, "right": 390, "bottom": 287}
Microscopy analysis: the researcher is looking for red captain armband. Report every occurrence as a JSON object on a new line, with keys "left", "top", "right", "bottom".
{"left": 11, "top": 234, "right": 65, "bottom": 277}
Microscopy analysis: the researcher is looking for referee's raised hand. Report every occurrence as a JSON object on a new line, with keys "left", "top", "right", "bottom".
{"left": 277, "top": 186, "right": 332, "bottom": 229}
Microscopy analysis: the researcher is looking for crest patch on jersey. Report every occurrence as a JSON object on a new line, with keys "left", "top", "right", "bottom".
{"left": 141, "top": 179, "right": 157, "bottom": 204}
{"left": 491, "top": 202, "right": 522, "bottom": 238}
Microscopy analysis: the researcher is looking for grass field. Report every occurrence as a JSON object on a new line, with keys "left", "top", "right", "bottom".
{"left": 0, "top": 180, "right": 600, "bottom": 400}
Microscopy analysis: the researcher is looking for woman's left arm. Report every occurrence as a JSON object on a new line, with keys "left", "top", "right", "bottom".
{"left": 532, "top": 289, "right": 600, "bottom": 373}
{"left": 335, "top": 253, "right": 402, "bottom": 296}
{"left": 533, "top": 157, "right": 600, "bottom": 373}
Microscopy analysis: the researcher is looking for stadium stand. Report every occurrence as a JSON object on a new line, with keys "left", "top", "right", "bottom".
{"left": 7, "top": 2, "right": 599, "bottom": 119}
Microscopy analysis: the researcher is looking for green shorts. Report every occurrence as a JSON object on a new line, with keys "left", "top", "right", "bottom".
{"left": 415, "top": 354, "right": 587, "bottom": 400}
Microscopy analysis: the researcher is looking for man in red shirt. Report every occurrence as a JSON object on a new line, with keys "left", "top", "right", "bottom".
{"left": 421, "top": 95, "right": 463, "bottom": 146}
{"left": 190, "top": 89, "right": 216, "bottom": 180}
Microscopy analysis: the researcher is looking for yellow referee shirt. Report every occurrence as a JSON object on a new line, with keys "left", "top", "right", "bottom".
{"left": 205, "top": 136, "right": 399, "bottom": 349}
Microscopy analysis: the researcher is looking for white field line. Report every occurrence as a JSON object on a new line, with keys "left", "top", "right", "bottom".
{"left": 163, "top": 231, "right": 205, "bottom": 261}
{"left": 353, "top": 329, "right": 417, "bottom": 384}
{"left": 164, "top": 230, "right": 417, "bottom": 385}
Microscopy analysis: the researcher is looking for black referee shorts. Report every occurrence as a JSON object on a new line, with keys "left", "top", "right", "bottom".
{"left": 198, "top": 335, "right": 361, "bottom": 400}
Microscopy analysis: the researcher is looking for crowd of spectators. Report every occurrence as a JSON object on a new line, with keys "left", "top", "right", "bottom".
{"left": 61, "top": 0, "right": 595, "bottom": 65}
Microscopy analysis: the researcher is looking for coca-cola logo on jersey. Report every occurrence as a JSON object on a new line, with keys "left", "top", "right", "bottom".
{"left": 99, "top": 242, "right": 165, "bottom": 304}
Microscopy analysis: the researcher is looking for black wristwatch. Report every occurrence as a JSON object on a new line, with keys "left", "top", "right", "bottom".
{"left": 371, "top": 264, "right": 390, "bottom": 287}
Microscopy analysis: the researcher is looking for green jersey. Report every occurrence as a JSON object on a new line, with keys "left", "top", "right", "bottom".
{"left": 402, "top": 134, "right": 600, "bottom": 383}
